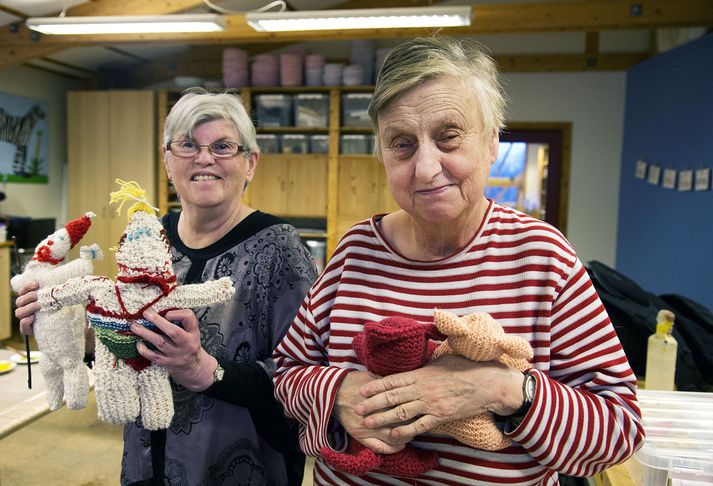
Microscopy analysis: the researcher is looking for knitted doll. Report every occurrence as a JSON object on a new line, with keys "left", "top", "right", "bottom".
{"left": 10, "top": 212, "right": 101, "bottom": 410}
{"left": 430, "top": 308, "right": 533, "bottom": 450}
{"left": 322, "top": 310, "right": 534, "bottom": 477}
{"left": 37, "top": 180, "right": 235, "bottom": 430}
{"left": 321, "top": 316, "right": 443, "bottom": 477}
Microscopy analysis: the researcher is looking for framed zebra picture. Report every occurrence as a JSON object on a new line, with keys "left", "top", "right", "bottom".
{"left": 0, "top": 92, "right": 49, "bottom": 183}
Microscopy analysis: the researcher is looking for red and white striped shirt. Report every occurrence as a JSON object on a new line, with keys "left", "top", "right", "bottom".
{"left": 273, "top": 201, "right": 644, "bottom": 485}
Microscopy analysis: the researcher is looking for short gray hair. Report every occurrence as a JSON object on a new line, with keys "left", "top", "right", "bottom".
{"left": 368, "top": 37, "right": 507, "bottom": 149}
{"left": 163, "top": 88, "right": 258, "bottom": 154}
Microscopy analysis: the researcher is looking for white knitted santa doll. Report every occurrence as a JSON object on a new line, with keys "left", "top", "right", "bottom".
{"left": 37, "top": 180, "right": 235, "bottom": 430}
{"left": 10, "top": 212, "right": 101, "bottom": 410}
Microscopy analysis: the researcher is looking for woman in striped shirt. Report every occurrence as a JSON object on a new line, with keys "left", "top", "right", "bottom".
{"left": 273, "top": 36, "right": 644, "bottom": 485}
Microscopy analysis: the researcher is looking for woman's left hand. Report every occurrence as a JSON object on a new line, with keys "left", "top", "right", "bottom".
{"left": 356, "top": 354, "right": 523, "bottom": 443}
{"left": 133, "top": 309, "right": 217, "bottom": 392}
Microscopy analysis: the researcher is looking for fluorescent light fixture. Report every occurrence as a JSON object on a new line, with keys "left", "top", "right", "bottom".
{"left": 246, "top": 6, "right": 472, "bottom": 32}
{"left": 25, "top": 14, "right": 226, "bottom": 35}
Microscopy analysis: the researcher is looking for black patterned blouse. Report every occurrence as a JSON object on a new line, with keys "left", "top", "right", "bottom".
{"left": 121, "top": 210, "right": 317, "bottom": 486}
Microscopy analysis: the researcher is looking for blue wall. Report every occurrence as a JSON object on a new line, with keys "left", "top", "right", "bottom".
{"left": 617, "top": 33, "right": 713, "bottom": 310}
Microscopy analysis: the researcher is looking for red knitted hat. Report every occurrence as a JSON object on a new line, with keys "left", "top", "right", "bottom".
{"left": 65, "top": 212, "right": 94, "bottom": 247}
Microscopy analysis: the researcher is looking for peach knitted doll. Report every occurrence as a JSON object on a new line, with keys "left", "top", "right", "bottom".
{"left": 431, "top": 308, "right": 533, "bottom": 450}
{"left": 10, "top": 212, "right": 101, "bottom": 410}
{"left": 37, "top": 180, "right": 235, "bottom": 430}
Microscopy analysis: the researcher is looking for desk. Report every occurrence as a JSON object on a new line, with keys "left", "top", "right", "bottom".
{"left": 593, "top": 459, "right": 641, "bottom": 486}
{"left": 0, "top": 348, "right": 49, "bottom": 439}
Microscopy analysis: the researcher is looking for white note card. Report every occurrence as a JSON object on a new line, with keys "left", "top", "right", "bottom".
{"left": 695, "top": 168, "right": 711, "bottom": 191}
{"left": 647, "top": 165, "right": 661, "bottom": 185}
{"left": 677, "top": 170, "right": 693, "bottom": 191}
{"left": 662, "top": 169, "right": 677, "bottom": 189}
{"left": 635, "top": 160, "right": 647, "bottom": 179}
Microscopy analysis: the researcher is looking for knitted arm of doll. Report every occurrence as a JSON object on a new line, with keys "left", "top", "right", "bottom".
{"left": 37, "top": 275, "right": 109, "bottom": 312}
{"left": 10, "top": 245, "right": 103, "bottom": 291}
{"left": 36, "top": 246, "right": 103, "bottom": 286}
{"left": 162, "top": 277, "right": 235, "bottom": 309}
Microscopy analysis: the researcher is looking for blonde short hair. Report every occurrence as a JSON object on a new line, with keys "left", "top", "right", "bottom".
{"left": 369, "top": 37, "right": 507, "bottom": 153}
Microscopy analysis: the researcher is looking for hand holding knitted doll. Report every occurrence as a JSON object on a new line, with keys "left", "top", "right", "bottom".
{"left": 430, "top": 308, "right": 533, "bottom": 450}
{"left": 321, "top": 316, "right": 444, "bottom": 477}
{"left": 36, "top": 180, "right": 235, "bottom": 430}
{"left": 10, "top": 212, "right": 101, "bottom": 410}
{"left": 324, "top": 310, "right": 533, "bottom": 477}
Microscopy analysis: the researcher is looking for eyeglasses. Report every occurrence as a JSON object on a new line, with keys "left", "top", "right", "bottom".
{"left": 167, "top": 140, "right": 248, "bottom": 158}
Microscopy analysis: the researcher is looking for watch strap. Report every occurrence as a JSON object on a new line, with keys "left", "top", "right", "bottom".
{"left": 509, "top": 370, "right": 536, "bottom": 420}
{"left": 213, "top": 362, "right": 225, "bottom": 383}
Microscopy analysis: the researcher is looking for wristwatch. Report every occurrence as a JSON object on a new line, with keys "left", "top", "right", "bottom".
{"left": 213, "top": 363, "right": 225, "bottom": 383}
{"left": 509, "top": 370, "right": 536, "bottom": 425}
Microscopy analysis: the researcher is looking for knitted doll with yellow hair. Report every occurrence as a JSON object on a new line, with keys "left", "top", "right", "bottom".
{"left": 37, "top": 180, "right": 235, "bottom": 430}
{"left": 10, "top": 212, "right": 101, "bottom": 410}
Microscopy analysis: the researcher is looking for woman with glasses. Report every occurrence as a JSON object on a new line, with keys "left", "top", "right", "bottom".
{"left": 15, "top": 88, "right": 316, "bottom": 485}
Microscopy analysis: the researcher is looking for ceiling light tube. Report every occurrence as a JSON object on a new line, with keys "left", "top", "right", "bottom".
{"left": 245, "top": 6, "right": 472, "bottom": 32}
{"left": 25, "top": 14, "right": 226, "bottom": 35}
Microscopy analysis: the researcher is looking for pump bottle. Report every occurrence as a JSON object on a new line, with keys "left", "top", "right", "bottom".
{"left": 644, "top": 310, "right": 677, "bottom": 391}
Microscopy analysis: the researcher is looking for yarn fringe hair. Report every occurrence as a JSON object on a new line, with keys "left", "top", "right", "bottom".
{"left": 110, "top": 179, "right": 158, "bottom": 218}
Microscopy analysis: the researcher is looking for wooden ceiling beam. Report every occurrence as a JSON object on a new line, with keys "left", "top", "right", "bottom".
{"left": 0, "top": 0, "right": 206, "bottom": 67}
{"left": 0, "top": 4, "right": 27, "bottom": 18}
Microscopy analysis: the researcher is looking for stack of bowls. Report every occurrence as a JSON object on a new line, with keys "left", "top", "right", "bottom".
{"left": 222, "top": 48, "right": 249, "bottom": 88}
{"left": 251, "top": 54, "right": 279, "bottom": 87}
{"left": 323, "top": 63, "right": 344, "bottom": 86}
{"left": 305, "top": 54, "right": 325, "bottom": 86}
{"left": 350, "top": 39, "right": 375, "bottom": 84}
{"left": 342, "top": 64, "right": 364, "bottom": 86}
{"left": 280, "top": 53, "right": 303, "bottom": 87}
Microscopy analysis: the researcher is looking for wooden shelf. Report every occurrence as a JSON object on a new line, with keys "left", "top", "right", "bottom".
{"left": 157, "top": 86, "right": 391, "bottom": 259}
{"left": 257, "top": 126, "right": 328, "bottom": 133}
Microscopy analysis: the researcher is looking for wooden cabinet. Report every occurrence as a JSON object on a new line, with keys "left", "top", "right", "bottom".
{"left": 0, "top": 244, "right": 11, "bottom": 341}
{"left": 67, "top": 91, "right": 156, "bottom": 278}
{"left": 247, "top": 154, "right": 328, "bottom": 218}
{"left": 156, "top": 87, "right": 395, "bottom": 257}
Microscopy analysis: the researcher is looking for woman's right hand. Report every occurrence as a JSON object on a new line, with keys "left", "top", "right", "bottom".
{"left": 14, "top": 281, "right": 40, "bottom": 336}
{"left": 333, "top": 371, "right": 407, "bottom": 455}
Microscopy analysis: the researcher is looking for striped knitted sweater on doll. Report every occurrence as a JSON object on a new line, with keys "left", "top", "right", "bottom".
{"left": 322, "top": 310, "right": 533, "bottom": 477}
{"left": 37, "top": 180, "right": 235, "bottom": 430}
{"left": 10, "top": 212, "right": 101, "bottom": 411}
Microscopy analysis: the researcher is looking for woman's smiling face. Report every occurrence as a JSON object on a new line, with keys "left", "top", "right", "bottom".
{"left": 377, "top": 75, "right": 499, "bottom": 226}
{"left": 164, "top": 118, "right": 257, "bottom": 211}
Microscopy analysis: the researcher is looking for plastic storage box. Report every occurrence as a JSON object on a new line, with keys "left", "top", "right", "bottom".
{"left": 341, "top": 93, "right": 373, "bottom": 128}
{"left": 309, "top": 134, "right": 329, "bottom": 154}
{"left": 254, "top": 94, "right": 293, "bottom": 127}
{"left": 282, "top": 134, "right": 309, "bottom": 154}
{"left": 340, "top": 134, "right": 370, "bottom": 154}
{"left": 294, "top": 93, "right": 329, "bottom": 127}
{"left": 634, "top": 389, "right": 713, "bottom": 485}
{"left": 256, "top": 134, "right": 280, "bottom": 154}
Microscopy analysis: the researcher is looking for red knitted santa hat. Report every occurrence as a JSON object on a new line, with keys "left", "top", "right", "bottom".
{"left": 32, "top": 211, "right": 95, "bottom": 264}
{"left": 65, "top": 212, "right": 94, "bottom": 247}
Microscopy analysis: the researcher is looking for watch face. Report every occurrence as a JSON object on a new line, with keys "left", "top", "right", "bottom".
{"left": 214, "top": 366, "right": 225, "bottom": 382}
{"left": 525, "top": 374, "right": 536, "bottom": 401}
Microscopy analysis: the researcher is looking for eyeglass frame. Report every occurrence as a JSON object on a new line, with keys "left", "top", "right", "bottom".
{"left": 166, "top": 139, "right": 250, "bottom": 158}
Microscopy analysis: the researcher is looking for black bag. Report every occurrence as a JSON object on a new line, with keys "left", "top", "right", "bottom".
{"left": 586, "top": 261, "right": 707, "bottom": 391}
{"left": 659, "top": 293, "right": 713, "bottom": 385}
